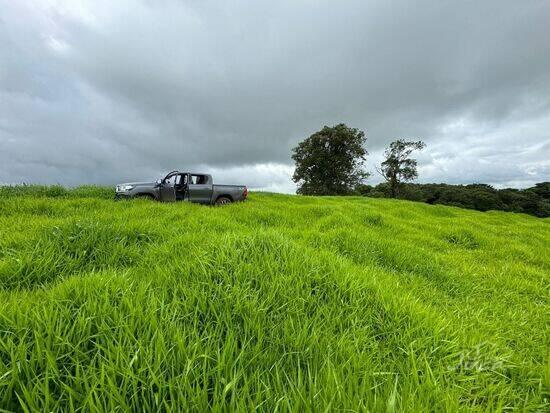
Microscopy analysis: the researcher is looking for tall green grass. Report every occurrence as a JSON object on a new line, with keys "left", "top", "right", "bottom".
{"left": 0, "top": 186, "right": 548, "bottom": 411}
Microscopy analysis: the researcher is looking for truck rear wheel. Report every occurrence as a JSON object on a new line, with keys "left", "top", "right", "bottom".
{"left": 215, "top": 196, "right": 232, "bottom": 206}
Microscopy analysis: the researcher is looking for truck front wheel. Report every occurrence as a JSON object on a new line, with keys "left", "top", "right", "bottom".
{"left": 215, "top": 196, "right": 232, "bottom": 206}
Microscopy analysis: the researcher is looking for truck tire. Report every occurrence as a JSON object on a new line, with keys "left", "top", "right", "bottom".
{"left": 215, "top": 196, "right": 232, "bottom": 206}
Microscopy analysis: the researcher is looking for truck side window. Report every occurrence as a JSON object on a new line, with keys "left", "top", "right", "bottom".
{"left": 192, "top": 175, "right": 206, "bottom": 184}
{"left": 189, "top": 175, "right": 207, "bottom": 185}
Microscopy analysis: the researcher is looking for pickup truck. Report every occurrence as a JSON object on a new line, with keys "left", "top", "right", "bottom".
{"left": 115, "top": 171, "right": 248, "bottom": 205}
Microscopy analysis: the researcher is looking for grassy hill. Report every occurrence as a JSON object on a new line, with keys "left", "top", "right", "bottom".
{"left": 0, "top": 187, "right": 548, "bottom": 411}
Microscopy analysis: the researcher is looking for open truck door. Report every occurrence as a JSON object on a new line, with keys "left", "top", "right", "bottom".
{"left": 158, "top": 171, "right": 178, "bottom": 202}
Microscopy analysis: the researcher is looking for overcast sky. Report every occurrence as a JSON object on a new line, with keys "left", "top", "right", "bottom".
{"left": 1, "top": 0, "right": 549, "bottom": 192}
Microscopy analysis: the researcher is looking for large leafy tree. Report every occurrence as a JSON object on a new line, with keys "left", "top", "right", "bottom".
{"left": 378, "top": 139, "right": 425, "bottom": 197}
{"left": 292, "top": 124, "right": 369, "bottom": 195}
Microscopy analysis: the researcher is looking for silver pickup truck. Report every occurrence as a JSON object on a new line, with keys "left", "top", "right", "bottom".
{"left": 115, "top": 171, "right": 248, "bottom": 205}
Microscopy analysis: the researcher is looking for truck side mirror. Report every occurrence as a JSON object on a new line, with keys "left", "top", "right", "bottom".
{"left": 155, "top": 179, "right": 163, "bottom": 187}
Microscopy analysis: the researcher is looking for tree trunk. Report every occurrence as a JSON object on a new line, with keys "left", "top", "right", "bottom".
{"left": 390, "top": 174, "right": 398, "bottom": 198}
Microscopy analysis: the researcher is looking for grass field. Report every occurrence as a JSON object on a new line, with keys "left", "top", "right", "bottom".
{"left": 0, "top": 186, "right": 548, "bottom": 411}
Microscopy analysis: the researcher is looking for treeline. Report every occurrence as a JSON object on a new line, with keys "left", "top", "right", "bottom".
{"left": 291, "top": 123, "right": 549, "bottom": 218}
{"left": 356, "top": 182, "right": 550, "bottom": 217}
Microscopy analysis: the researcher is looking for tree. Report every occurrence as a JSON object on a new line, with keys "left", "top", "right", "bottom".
{"left": 378, "top": 139, "right": 425, "bottom": 197}
{"left": 292, "top": 124, "right": 369, "bottom": 195}
{"left": 529, "top": 182, "right": 550, "bottom": 200}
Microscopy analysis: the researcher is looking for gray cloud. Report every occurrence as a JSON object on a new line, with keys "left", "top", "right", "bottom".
{"left": 1, "top": 0, "right": 549, "bottom": 191}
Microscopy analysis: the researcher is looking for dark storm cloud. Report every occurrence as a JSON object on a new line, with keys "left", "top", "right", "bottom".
{"left": 1, "top": 0, "right": 549, "bottom": 190}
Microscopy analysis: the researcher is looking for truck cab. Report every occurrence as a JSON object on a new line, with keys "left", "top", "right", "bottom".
{"left": 141, "top": 171, "right": 247, "bottom": 205}
{"left": 159, "top": 171, "right": 215, "bottom": 203}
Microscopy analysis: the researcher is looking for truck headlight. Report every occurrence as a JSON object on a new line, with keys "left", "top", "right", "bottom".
{"left": 116, "top": 185, "right": 134, "bottom": 192}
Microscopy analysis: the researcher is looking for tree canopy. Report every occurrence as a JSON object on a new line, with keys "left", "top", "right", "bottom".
{"left": 292, "top": 124, "right": 368, "bottom": 195}
{"left": 379, "top": 139, "right": 425, "bottom": 197}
